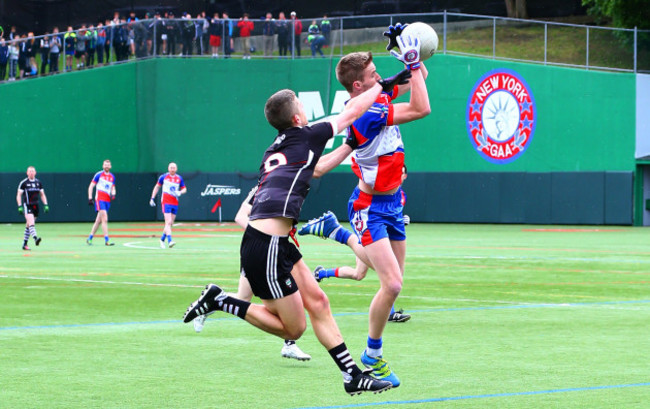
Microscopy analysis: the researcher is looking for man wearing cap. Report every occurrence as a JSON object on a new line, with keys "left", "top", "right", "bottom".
{"left": 290, "top": 11, "right": 302, "bottom": 57}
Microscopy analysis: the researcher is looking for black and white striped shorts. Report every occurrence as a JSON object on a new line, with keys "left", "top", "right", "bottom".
{"left": 240, "top": 225, "right": 301, "bottom": 300}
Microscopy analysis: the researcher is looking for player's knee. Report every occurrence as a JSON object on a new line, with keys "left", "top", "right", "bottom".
{"left": 384, "top": 277, "right": 403, "bottom": 298}
{"left": 302, "top": 288, "right": 331, "bottom": 316}
{"left": 285, "top": 321, "right": 306, "bottom": 340}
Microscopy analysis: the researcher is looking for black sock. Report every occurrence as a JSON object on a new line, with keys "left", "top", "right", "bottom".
{"left": 284, "top": 340, "right": 295, "bottom": 346}
{"left": 328, "top": 342, "right": 362, "bottom": 377}
{"left": 219, "top": 295, "right": 250, "bottom": 319}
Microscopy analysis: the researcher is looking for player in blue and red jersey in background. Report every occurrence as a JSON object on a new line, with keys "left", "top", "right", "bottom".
{"left": 87, "top": 159, "right": 116, "bottom": 246}
{"left": 150, "top": 162, "right": 186, "bottom": 248}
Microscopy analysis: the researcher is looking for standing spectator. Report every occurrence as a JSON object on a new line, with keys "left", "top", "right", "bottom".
{"left": 39, "top": 32, "right": 50, "bottom": 74}
{"left": 17, "top": 166, "right": 49, "bottom": 251}
{"left": 103, "top": 20, "right": 112, "bottom": 63}
{"left": 87, "top": 159, "right": 116, "bottom": 246}
{"left": 208, "top": 12, "right": 222, "bottom": 57}
{"left": 308, "top": 20, "right": 319, "bottom": 34}
{"left": 9, "top": 26, "right": 17, "bottom": 41}
{"left": 49, "top": 27, "right": 61, "bottom": 72}
{"left": 321, "top": 15, "right": 332, "bottom": 46}
{"left": 276, "top": 11, "right": 289, "bottom": 58}
{"left": 290, "top": 11, "right": 302, "bottom": 57}
{"left": 96, "top": 23, "right": 106, "bottom": 64}
{"left": 201, "top": 11, "right": 211, "bottom": 55}
{"left": 133, "top": 19, "right": 148, "bottom": 58}
{"left": 75, "top": 25, "right": 88, "bottom": 69}
{"left": 194, "top": 12, "right": 206, "bottom": 55}
{"left": 23, "top": 32, "right": 37, "bottom": 77}
{"left": 262, "top": 12, "right": 275, "bottom": 58}
{"left": 113, "top": 20, "right": 128, "bottom": 62}
{"left": 152, "top": 12, "right": 164, "bottom": 55}
{"left": 86, "top": 25, "right": 97, "bottom": 67}
{"left": 237, "top": 13, "right": 254, "bottom": 59}
{"left": 64, "top": 26, "right": 76, "bottom": 71}
{"left": 127, "top": 21, "right": 136, "bottom": 57}
{"left": 181, "top": 13, "right": 194, "bottom": 56}
{"left": 0, "top": 38, "right": 8, "bottom": 80}
{"left": 18, "top": 35, "right": 28, "bottom": 78}
{"left": 222, "top": 11, "right": 233, "bottom": 58}
{"left": 149, "top": 162, "right": 187, "bottom": 249}
{"left": 165, "top": 12, "right": 179, "bottom": 55}
{"left": 8, "top": 36, "right": 18, "bottom": 80}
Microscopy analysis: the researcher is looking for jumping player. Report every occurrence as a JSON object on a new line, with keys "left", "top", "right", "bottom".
{"left": 303, "top": 167, "right": 411, "bottom": 323}
{"left": 183, "top": 66, "right": 412, "bottom": 395}
{"left": 298, "top": 27, "right": 430, "bottom": 387}
{"left": 87, "top": 159, "right": 116, "bottom": 246}
{"left": 149, "top": 162, "right": 187, "bottom": 248}
{"left": 193, "top": 185, "right": 312, "bottom": 361}
{"left": 16, "top": 166, "right": 49, "bottom": 250}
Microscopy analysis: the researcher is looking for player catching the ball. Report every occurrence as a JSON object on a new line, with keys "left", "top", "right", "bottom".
{"left": 298, "top": 23, "right": 431, "bottom": 388}
{"left": 182, "top": 64, "right": 412, "bottom": 395}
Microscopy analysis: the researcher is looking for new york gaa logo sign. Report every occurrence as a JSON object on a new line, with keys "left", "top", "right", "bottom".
{"left": 466, "top": 68, "right": 536, "bottom": 164}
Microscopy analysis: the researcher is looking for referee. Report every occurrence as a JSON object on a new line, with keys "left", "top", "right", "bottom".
{"left": 16, "top": 166, "right": 49, "bottom": 250}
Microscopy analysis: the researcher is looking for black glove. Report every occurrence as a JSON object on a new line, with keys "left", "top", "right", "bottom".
{"left": 383, "top": 22, "right": 408, "bottom": 51}
{"left": 88, "top": 198, "right": 94, "bottom": 206}
{"left": 378, "top": 69, "right": 412, "bottom": 93}
{"left": 344, "top": 133, "right": 359, "bottom": 150}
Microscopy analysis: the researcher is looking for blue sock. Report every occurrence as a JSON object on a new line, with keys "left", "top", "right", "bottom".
{"left": 366, "top": 336, "right": 383, "bottom": 357}
{"left": 88, "top": 234, "right": 93, "bottom": 241}
{"left": 167, "top": 235, "right": 172, "bottom": 243}
{"left": 325, "top": 268, "right": 337, "bottom": 279}
{"left": 333, "top": 227, "right": 352, "bottom": 245}
{"left": 104, "top": 236, "right": 109, "bottom": 243}
{"left": 390, "top": 305, "right": 396, "bottom": 315}
{"left": 161, "top": 234, "right": 167, "bottom": 241}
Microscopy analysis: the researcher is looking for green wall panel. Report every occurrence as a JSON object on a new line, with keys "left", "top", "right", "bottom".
{"left": 0, "top": 64, "right": 139, "bottom": 172}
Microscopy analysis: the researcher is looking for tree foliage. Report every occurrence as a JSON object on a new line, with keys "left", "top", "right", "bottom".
{"left": 582, "top": 0, "right": 650, "bottom": 29}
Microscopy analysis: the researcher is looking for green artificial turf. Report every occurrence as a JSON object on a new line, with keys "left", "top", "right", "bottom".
{"left": 1, "top": 222, "right": 649, "bottom": 408}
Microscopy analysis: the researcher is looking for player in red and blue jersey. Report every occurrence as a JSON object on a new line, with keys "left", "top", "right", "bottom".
{"left": 300, "top": 28, "right": 430, "bottom": 388}
{"left": 149, "top": 162, "right": 186, "bottom": 248}
{"left": 87, "top": 159, "right": 116, "bottom": 246}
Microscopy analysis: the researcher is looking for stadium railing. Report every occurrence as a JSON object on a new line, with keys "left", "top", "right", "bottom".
{"left": 1, "top": 12, "right": 647, "bottom": 83}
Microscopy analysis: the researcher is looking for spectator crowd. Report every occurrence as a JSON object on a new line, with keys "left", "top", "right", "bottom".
{"left": 0, "top": 10, "right": 334, "bottom": 82}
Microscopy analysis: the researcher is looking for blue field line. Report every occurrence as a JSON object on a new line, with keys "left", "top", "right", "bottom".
{"left": 291, "top": 382, "right": 650, "bottom": 409}
{"left": 2, "top": 299, "right": 649, "bottom": 332}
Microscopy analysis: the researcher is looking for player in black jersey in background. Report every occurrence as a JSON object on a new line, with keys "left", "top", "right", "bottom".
{"left": 183, "top": 67, "right": 411, "bottom": 395}
{"left": 16, "top": 166, "right": 49, "bottom": 250}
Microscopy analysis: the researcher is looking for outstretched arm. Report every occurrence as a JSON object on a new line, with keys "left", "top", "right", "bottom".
{"left": 314, "top": 144, "right": 353, "bottom": 178}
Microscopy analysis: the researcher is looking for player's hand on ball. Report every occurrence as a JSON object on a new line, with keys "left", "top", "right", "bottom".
{"left": 44, "top": 205, "right": 50, "bottom": 213}
{"left": 391, "top": 34, "right": 421, "bottom": 70}
{"left": 149, "top": 198, "right": 156, "bottom": 207}
{"left": 378, "top": 68, "right": 412, "bottom": 93}
{"left": 174, "top": 190, "right": 183, "bottom": 198}
{"left": 403, "top": 214, "right": 410, "bottom": 225}
{"left": 383, "top": 22, "right": 408, "bottom": 51}
{"left": 18, "top": 206, "right": 23, "bottom": 214}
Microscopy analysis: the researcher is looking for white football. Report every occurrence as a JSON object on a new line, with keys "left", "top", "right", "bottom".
{"left": 401, "top": 22, "right": 438, "bottom": 61}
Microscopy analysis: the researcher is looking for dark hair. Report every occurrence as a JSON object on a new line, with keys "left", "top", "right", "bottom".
{"left": 264, "top": 89, "right": 298, "bottom": 131}
{"left": 336, "top": 51, "right": 374, "bottom": 92}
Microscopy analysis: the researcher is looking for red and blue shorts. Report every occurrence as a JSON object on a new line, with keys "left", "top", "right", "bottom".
{"left": 95, "top": 200, "right": 110, "bottom": 212}
{"left": 347, "top": 186, "right": 406, "bottom": 246}
{"left": 163, "top": 204, "right": 178, "bottom": 215}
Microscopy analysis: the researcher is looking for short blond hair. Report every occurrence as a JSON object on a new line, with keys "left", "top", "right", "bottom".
{"left": 336, "top": 52, "right": 374, "bottom": 92}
